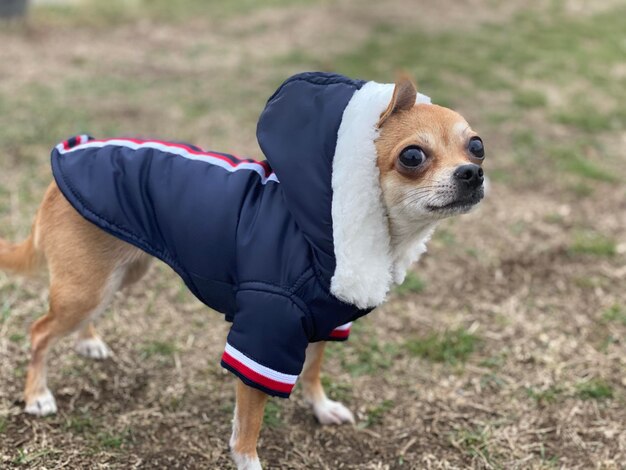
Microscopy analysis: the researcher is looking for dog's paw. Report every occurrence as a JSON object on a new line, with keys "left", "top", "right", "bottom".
{"left": 75, "top": 337, "right": 111, "bottom": 359}
{"left": 313, "top": 398, "right": 355, "bottom": 425}
{"left": 24, "top": 389, "right": 57, "bottom": 416}
{"left": 231, "top": 452, "right": 262, "bottom": 470}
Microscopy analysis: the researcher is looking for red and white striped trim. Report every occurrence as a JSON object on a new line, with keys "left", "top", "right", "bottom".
{"left": 56, "top": 134, "right": 92, "bottom": 151}
{"left": 56, "top": 137, "right": 279, "bottom": 185}
{"left": 222, "top": 343, "right": 298, "bottom": 394}
{"left": 328, "top": 322, "right": 352, "bottom": 340}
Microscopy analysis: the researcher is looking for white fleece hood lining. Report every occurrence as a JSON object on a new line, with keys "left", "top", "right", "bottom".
{"left": 330, "top": 82, "right": 432, "bottom": 309}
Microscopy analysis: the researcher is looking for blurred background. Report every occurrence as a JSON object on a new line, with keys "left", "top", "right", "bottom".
{"left": 1, "top": 0, "right": 624, "bottom": 468}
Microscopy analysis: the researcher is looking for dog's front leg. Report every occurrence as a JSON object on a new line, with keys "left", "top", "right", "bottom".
{"left": 300, "top": 341, "right": 355, "bottom": 425}
{"left": 230, "top": 380, "right": 268, "bottom": 470}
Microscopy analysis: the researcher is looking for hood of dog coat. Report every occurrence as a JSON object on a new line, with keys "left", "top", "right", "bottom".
{"left": 257, "top": 72, "right": 432, "bottom": 309}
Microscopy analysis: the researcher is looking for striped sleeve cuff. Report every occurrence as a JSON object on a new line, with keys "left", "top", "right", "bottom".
{"left": 326, "top": 322, "right": 352, "bottom": 341}
{"left": 220, "top": 343, "right": 298, "bottom": 398}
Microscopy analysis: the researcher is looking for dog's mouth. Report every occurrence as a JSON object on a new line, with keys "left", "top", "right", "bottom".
{"left": 426, "top": 188, "right": 484, "bottom": 214}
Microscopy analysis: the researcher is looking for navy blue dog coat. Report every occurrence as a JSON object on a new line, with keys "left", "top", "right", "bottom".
{"left": 51, "top": 72, "right": 432, "bottom": 397}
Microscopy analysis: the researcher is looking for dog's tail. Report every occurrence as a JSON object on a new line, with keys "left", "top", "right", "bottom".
{"left": 0, "top": 229, "right": 42, "bottom": 276}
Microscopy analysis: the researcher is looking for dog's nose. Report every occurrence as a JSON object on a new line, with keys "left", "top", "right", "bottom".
{"left": 454, "top": 164, "right": 484, "bottom": 189}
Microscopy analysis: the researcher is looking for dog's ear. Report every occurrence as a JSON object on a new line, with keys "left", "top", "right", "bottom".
{"left": 377, "top": 75, "right": 417, "bottom": 128}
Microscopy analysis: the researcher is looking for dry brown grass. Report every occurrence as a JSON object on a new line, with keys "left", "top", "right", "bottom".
{"left": 1, "top": 0, "right": 625, "bottom": 468}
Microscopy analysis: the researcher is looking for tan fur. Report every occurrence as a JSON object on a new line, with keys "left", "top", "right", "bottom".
{"left": 0, "top": 230, "right": 41, "bottom": 275}
{"left": 376, "top": 103, "right": 480, "bottom": 177}
{"left": 377, "top": 75, "right": 418, "bottom": 128}
{"left": 0, "top": 77, "right": 483, "bottom": 469}
{"left": 375, "top": 82, "right": 483, "bottom": 252}
{"left": 230, "top": 381, "right": 268, "bottom": 464}
{"left": 0, "top": 183, "right": 151, "bottom": 411}
{"left": 300, "top": 341, "right": 327, "bottom": 404}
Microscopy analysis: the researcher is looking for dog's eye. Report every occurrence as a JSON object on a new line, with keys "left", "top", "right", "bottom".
{"left": 468, "top": 137, "right": 484, "bottom": 159}
{"left": 398, "top": 146, "right": 426, "bottom": 168}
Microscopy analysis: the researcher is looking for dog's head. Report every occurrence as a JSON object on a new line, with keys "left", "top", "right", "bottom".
{"left": 376, "top": 77, "right": 485, "bottom": 224}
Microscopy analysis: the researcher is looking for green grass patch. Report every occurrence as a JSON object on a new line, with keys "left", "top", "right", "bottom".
{"left": 9, "top": 332, "right": 25, "bottom": 343}
{"left": 405, "top": 328, "right": 480, "bottom": 364}
{"left": 602, "top": 305, "right": 626, "bottom": 325}
{"left": 567, "top": 182, "right": 594, "bottom": 198}
{"left": 316, "top": 6, "right": 626, "bottom": 114}
{"left": 480, "top": 373, "right": 506, "bottom": 391}
{"left": 547, "top": 145, "right": 618, "bottom": 183}
{"left": 394, "top": 272, "right": 426, "bottom": 295}
{"left": 452, "top": 426, "right": 497, "bottom": 466}
{"left": 567, "top": 232, "right": 617, "bottom": 257}
{"left": 0, "top": 416, "right": 7, "bottom": 433}
{"left": 140, "top": 340, "right": 177, "bottom": 358}
{"left": 363, "top": 399, "right": 394, "bottom": 428}
{"left": 512, "top": 129, "right": 539, "bottom": 151}
{"left": 598, "top": 335, "right": 619, "bottom": 353}
{"left": 341, "top": 339, "right": 399, "bottom": 376}
{"left": 34, "top": 0, "right": 310, "bottom": 26}
{"left": 554, "top": 98, "right": 623, "bottom": 133}
{"left": 96, "top": 429, "right": 132, "bottom": 450}
{"left": 321, "top": 376, "right": 353, "bottom": 403}
{"left": 543, "top": 213, "right": 564, "bottom": 225}
{"left": 525, "top": 385, "right": 563, "bottom": 405}
{"left": 64, "top": 414, "right": 96, "bottom": 434}
{"left": 538, "top": 444, "right": 560, "bottom": 468}
{"left": 478, "top": 353, "right": 506, "bottom": 370}
{"left": 513, "top": 89, "right": 547, "bottom": 109}
{"left": 13, "top": 448, "right": 61, "bottom": 466}
{"left": 1, "top": 300, "right": 13, "bottom": 324}
{"left": 263, "top": 400, "right": 283, "bottom": 429}
{"left": 433, "top": 228, "right": 457, "bottom": 246}
{"left": 575, "top": 378, "right": 614, "bottom": 401}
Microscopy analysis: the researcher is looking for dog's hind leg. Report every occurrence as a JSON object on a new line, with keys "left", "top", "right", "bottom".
{"left": 74, "top": 253, "right": 151, "bottom": 360}
{"left": 300, "top": 341, "right": 355, "bottom": 425}
{"left": 23, "top": 183, "right": 145, "bottom": 415}
{"left": 25, "top": 266, "right": 123, "bottom": 416}
{"left": 75, "top": 323, "right": 112, "bottom": 360}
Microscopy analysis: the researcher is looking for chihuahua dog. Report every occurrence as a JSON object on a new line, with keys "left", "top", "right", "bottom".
{"left": 0, "top": 72, "right": 484, "bottom": 469}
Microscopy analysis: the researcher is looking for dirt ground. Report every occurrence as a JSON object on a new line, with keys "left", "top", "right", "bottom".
{"left": 0, "top": 0, "right": 625, "bottom": 468}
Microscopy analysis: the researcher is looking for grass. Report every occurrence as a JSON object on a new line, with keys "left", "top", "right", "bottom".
{"left": 479, "top": 373, "right": 506, "bottom": 391}
{"left": 1, "top": 0, "right": 625, "bottom": 468}
{"left": 554, "top": 98, "right": 623, "bottom": 133}
{"left": 433, "top": 228, "right": 456, "bottom": 246}
{"left": 96, "top": 429, "right": 133, "bottom": 450}
{"left": 394, "top": 272, "right": 426, "bottom": 295}
{"left": 575, "top": 379, "right": 614, "bottom": 401}
{"left": 538, "top": 444, "right": 560, "bottom": 468}
{"left": 478, "top": 354, "right": 506, "bottom": 370}
{"left": 140, "top": 340, "right": 177, "bottom": 358}
{"left": 363, "top": 399, "right": 394, "bottom": 428}
{"left": 63, "top": 414, "right": 132, "bottom": 451}
{"left": 567, "top": 232, "right": 617, "bottom": 257}
{"left": 452, "top": 426, "right": 497, "bottom": 467}
{"left": 64, "top": 414, "right": 96, "bottom": 434}
{"left": 405, "top": 328, "right": 480, "bottom": 365}
{"left": 12, "top": 448, "right": 61, "bottom": 465}
{"left": 8, "top": 333, "right": 25, "bottom": 343}
{"left": 525, "top": 385, "right": 563, "bottom": 405}
{"left": 325, "top": 6, "right": 626, "bottom": 108}
{"left": 341, "top": 338, "right": 398, "bottom": 376}
{"left": 513, "top": 89, "right": 547, "bottom": 109}
{"left": 34, "top": 0, "right": 310, "bottom": 26}
{"left": 547, "top": 145, "right": 618, "bottom": 183}
{"left": 263, "top": 400, "right": 283, "bottom": 429}
{"left": 320, "top": 376, "right": 353, "bottom": 403}
{"left": 602, "top": 305, "right": 626, "bottom": 326}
